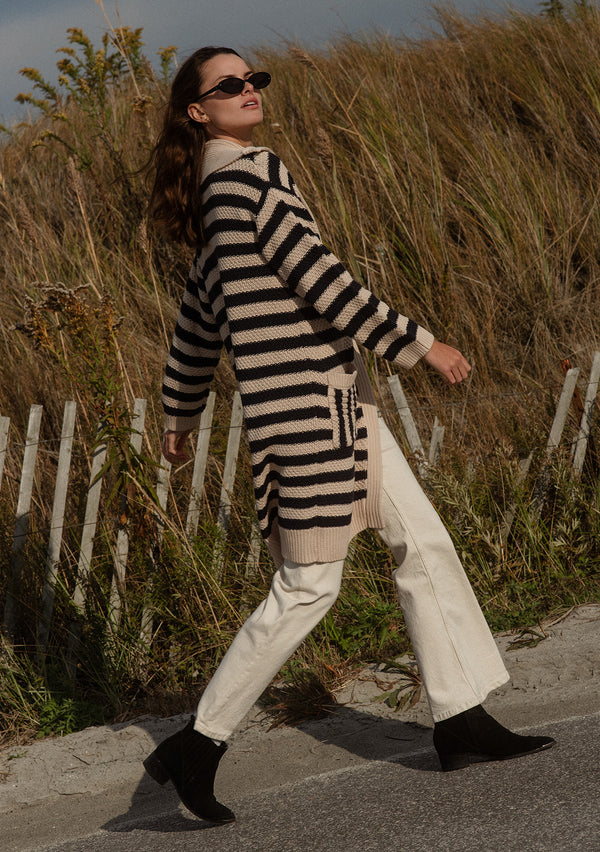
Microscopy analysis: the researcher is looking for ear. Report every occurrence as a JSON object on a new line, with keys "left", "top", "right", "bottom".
{"left": 188, "top": 102, "right": 208, "bottom": 124}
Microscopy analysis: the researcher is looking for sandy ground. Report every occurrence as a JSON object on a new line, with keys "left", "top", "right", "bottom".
{"left": 0, "top": 603, "right": 598, "bottom": 818}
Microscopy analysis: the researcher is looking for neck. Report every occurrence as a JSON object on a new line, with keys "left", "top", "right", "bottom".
{"left": 207, "top": 131, "right": 253, "bottom": 147}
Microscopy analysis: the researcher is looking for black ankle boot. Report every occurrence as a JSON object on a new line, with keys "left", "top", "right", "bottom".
{"left": 433, "top": 704, "right": 556, "bottom": 772}
{"left": 143, "top": 717, "right": 235, "bottom": 823}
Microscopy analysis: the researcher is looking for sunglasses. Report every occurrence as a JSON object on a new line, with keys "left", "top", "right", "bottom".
{"left": 197, "top": 71, "right": 271, "bottom": 101}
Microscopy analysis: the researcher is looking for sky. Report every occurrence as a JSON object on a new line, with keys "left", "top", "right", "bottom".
{"left": 0, "top": 0, "right": 543, "bottom": 124}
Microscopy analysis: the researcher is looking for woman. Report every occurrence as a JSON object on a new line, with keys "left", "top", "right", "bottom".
{"left": 143, "top": 47, "right": 555, "bottom": 823}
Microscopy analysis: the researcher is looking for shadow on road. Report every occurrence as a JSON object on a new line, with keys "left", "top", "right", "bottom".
{"left": 100, "top": 707, "right": 437, "bottom": 833}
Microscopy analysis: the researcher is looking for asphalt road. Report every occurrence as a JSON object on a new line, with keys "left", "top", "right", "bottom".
{"left": 22, "top": 712, "right": 600, "bottom": 852}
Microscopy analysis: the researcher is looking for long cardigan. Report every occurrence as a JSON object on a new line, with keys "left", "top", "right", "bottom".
{"left": 162, "top": 141, "right": 434, "bottom": 566}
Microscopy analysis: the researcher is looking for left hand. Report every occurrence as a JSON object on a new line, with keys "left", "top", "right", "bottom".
{"left": 423, "top": 341, "right": 471, "bottom": 385}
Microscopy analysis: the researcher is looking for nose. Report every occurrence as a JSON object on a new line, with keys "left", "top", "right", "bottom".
{"left": 242, "top": 79, "right": 255, "bottom": 94}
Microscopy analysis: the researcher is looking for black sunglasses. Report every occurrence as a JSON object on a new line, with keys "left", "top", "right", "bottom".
{"left": 197, "top": 71, "right": 271, "bottom": 102}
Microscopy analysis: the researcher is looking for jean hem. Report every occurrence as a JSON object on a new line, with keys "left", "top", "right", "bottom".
{"left": 429, "top": 671, "right": 511, "bottom": 723}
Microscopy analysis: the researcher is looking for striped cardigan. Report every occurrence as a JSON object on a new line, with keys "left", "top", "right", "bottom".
{"left": 162, "top": 142, "right": 434, "bottom": 565}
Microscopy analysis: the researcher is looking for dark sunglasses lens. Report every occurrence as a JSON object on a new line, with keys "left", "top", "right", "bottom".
{"left": 219, "top": 78, "right": 246, "bottom": 94}
{"left": 250, "top": 72, "right": 271, "bottom": 90}
{"left": 217, "top": 73, "right": 270, "bottom": 95}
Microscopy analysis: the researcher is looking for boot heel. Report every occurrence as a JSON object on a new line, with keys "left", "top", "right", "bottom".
{"left": 143, "top": 752, "right": 170, "bottom": 785}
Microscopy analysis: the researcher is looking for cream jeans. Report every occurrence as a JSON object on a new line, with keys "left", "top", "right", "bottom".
{"left": 194, "top": 417, "right": 509, "bottom": 740}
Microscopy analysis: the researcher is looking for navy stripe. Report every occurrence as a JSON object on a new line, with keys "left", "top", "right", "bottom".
{"left": 251, "top": 444, "right": 355, "bottom": 476}
{"left": 229, "top": 303, "right": 329, "bottom": 333}
{"left": 302, "top": 256, "right": 346, "bottom": 303}
{"left": 270, "top": 223, "right": 321, "bottom": 275}
{"left": 167, "top": 343, "right": 220, "bottom": 368}
{"left": 203, "top": 218, "right": 255, "bottom": 240}
{"left": 259, "top": 207, "right": 315, "bottom": 260}
{"left": 163, "top": 399, "right": 206, "bottom": 417}
{"left": 253, "top": 466, "right": 355, "bottom": 501}
{"left": 201, "top": 167, "right": 264, "bottom": 197}
{"left": 245, "top": 404, "right": 330, "bottom": 432}
{"left": 203, "top": 191, "right": 257, "bottom": 217}
{"left": 277, "top": 491, "right": 355, "bottom": 511}
{"left": 164, "top": 363, "right": 217, "bottom": 385}
{"left": 220, "top": 265, "right": 274, "bottom": 284}
{"left": 242, "top": 382, "right": 325, "bottom": 406}
{"left": 233, "top": 327, "right": 343, "bottom": 358}
{"left": 383, "top": 319, "right": 418, "bottom": 359}
{"left": 173, "top": 323, "right": 221, "bottom": 349}
{"left": 225, "top": 286, "right": 290, "bottom": 308}
{"left": 276, "top": 512, "right": 353, "bottom": 531}
{"left": 250, "top": 429, "right": 333, "bottom": 454}
{"left": 235, "top": 352, "right": 351, "bottom": 383}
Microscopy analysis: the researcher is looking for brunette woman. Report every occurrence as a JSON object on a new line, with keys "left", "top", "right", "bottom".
{"left": 143, "top": 47, "right": 555, "bottom": 823}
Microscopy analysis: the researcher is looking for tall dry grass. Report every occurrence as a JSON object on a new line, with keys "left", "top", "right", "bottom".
{"left": 253, "top": 7, "right": 600, "bottom": 454}
{"left": 0, "top": 6, "right": 599, "bottom": 739}
{"left": 1, "top": 8, "right": 599, "bottom": 450}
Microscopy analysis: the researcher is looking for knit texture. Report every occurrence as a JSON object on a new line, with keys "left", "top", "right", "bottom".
{"left": 162, "top": 145, "right": 434, "bottom": 564}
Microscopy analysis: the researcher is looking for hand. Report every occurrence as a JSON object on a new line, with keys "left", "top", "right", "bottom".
{"left": 162, "top": 429, "right": 192, "bottom": 464}
{"left": 423, "top": 340, "right": 471, "bottom": 385}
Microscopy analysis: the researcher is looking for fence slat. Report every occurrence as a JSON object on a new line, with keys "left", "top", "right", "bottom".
{"left": 71, "top": 429, "right": 108, "bottom": 613}
{"left": 545, "top": 367, "right": 580, "bottom": 455}
{"left": 429, "top": 416, "right": 445, "bottom": 466}
{"left": 38, "top": 401, "right": 77, "bottom": 652}
{"left": 3, "top": 404, "right": 43, "bottom": 638}
{"left": 186, "top": 391, "right": 216, "bottom": 537}
{"left": 531, "top": 367, "right": 580, "bottom": 514}
{"left": 500, "top": 451, "right": 534, "bottom": 543}
{"left": 387, "top": 375, "right": 428, "bottom": 477}
{"left": 217, "top": 391, "right": 243, "bottom": 533}
{"left": 139, "top": 454, "right": 171, "bottom": 650}
{"left": 213, "top": 392, "right": 243, "bottom": 579}
{"left": 107, "top": 399, "right": 147, "bottom": 630}
{"left": 572, "top": 351, "right": 600, "bottom": 476}
{"left": 0, "top": 416, "right": 10, "bottom": 492}
{"left": 245, "top": 522, "right": 263, "bottom": 578}
{"left": 67, "top": 427, "right": 108, "bottom": 675}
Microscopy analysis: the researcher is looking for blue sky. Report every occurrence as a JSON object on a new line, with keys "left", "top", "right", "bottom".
{"left": 0, "top": 0, "right": 543, "bottom": 124}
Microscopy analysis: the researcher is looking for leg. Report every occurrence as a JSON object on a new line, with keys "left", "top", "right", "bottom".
{"left": 376, "top": 416, "right": 554, "bottom": 768}
{"left": 144, "top": 557, "right": 344, "bottom": 819}
{"left": 194, "top": 557, "right": 345, "bottom": 741}
{"left": 377, "top": 415, "right": 509, "bottom": 722}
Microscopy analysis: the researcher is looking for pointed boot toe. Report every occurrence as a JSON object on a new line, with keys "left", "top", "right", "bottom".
{"left": 434, "top": 705, "right": 556, "bottom": 772}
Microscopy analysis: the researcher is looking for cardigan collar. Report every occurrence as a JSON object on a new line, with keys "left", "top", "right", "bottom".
{"left": 202, "top": 139, "right": 271, "bottom": 181}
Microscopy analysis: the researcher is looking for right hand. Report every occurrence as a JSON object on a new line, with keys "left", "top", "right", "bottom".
{"left": 162, "top": 429, "right": 192, "bottom": 464}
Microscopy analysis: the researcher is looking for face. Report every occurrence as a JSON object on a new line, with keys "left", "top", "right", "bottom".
{"left": 187, "top": 53, "right": 264, "bottom": 146}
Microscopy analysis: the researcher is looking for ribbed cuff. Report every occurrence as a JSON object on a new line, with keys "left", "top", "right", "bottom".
{"left": 395, "top": 327, "right": 435, "bottom": 369}
{"left": 163, "top": 412, "right": 202, "bottom": 433}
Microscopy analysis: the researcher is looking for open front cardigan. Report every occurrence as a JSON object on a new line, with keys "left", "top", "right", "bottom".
{"left": 162, "top": 143, "right": 434, "bottom": 565}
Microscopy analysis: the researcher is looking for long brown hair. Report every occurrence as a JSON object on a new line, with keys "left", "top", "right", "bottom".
{"left": 148, "top": 46, "right": 240, "bottom": 246}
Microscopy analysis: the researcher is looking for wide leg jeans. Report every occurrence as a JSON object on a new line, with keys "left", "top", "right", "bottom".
{"left": 193, "top": 416, "right": 509, "bottom": 741}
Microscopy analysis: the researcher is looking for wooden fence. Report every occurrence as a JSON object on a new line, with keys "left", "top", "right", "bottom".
{"left": 1, "top": 351, "right": 599, "bottom": 650}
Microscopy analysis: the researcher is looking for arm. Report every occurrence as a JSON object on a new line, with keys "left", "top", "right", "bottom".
{"left": 162, "top": 264, "right": 222, "bottom": 438}
{"left": 254, "top": 176, "right": 434, "bottom": 370}
{"left": 254, "top": 160, "right": 472, "bottom": 383}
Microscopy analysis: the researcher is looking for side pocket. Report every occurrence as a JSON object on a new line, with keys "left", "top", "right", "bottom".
{"left": 327, "top": 370, "right": 358, "bottom": 449}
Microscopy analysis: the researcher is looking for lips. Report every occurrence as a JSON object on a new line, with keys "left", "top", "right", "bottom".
{"left": 242, "top": 98, "right": 259, "bottom": 108}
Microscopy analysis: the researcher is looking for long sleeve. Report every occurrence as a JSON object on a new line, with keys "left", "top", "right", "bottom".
{"left": 254, "top": 173, "right": 434, "bottom": 369}
{"left": 162, "top": 265, "right": 222, "bottom": 431}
